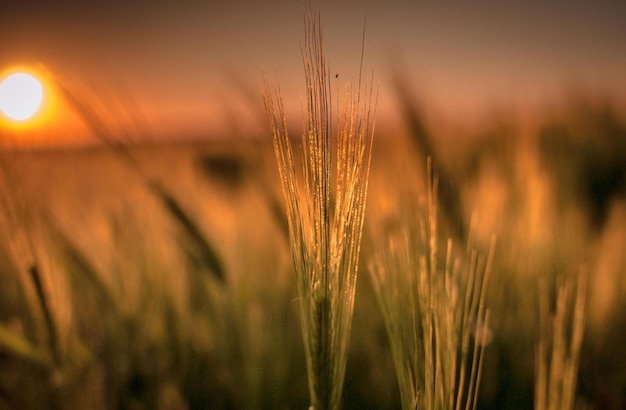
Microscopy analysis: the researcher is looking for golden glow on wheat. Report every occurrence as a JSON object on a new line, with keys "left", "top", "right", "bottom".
{"left": 264, "top": 7, "right": 377, "bottom": 409}
{"left": 0, "top": 72, "right": 44, "bottom": 121}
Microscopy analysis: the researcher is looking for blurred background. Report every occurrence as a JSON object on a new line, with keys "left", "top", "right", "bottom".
{"left": 0, "top": 1, "right": 625, "bottom": 409}
{"left": 1, "top": 0, "right": 625, "bottom": 146}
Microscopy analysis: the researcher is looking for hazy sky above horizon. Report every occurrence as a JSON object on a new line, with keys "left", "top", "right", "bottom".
{"left": 1, "top": 0, "right": 625, "bottom": 144}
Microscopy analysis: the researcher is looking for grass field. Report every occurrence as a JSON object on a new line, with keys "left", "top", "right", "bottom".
{"left": 1, "top": 9, "right": 626, "bottom": 405}
{"left": 1, "top": 86, "right": 625, "bottom": 409}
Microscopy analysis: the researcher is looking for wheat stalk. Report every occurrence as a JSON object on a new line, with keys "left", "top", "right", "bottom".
{"left": 535, "top": 270, "right": 587, "bottom": 410}
{"left": 263, "top": 6, "right": 376, "bottom": 409}
{"left": 369, "top": 160, "right": 493, "bottom": 410}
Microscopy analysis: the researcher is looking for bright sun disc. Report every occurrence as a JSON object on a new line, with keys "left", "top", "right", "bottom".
{"left": 0, "top": 72, "right": 44, "bottom": 121}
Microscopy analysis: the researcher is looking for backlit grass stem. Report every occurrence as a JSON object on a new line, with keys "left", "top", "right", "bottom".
{"left": 263, "top": 7, "right": 376, "bottom": 409}
{"left": 369, "top": 160, "right": 493, "bottom": 410}
{"left": 535, "top": 270, "right": 587, "bottom": 410}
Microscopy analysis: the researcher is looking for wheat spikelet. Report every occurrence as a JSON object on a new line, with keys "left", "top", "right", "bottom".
{"left": 263, "top": 6, "right": 376, "bottom": 409}
{"left": 369, "top": 160, "right": 493, "bottom": 410}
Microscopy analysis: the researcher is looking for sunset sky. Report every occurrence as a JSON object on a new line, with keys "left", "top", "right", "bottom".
{"left": 1, "top": 0, "right": 625, "bottom": 146}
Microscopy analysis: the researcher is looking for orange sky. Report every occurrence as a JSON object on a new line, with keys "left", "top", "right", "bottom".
{"left": 1, "top": 1, "right": 625, "bottom": 147}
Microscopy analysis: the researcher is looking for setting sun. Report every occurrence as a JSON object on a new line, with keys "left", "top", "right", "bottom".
{"left": 0, "top": 72, "right": 44, "bottom": 121}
